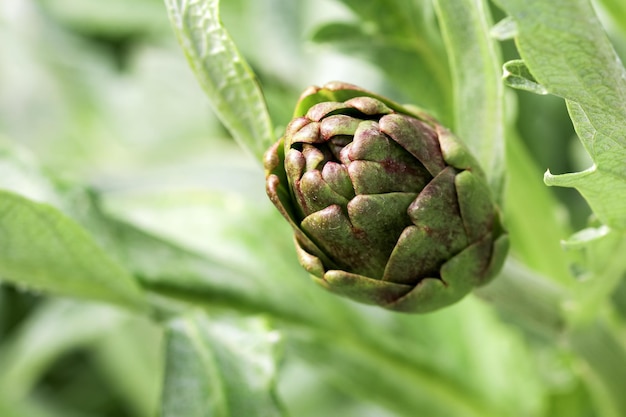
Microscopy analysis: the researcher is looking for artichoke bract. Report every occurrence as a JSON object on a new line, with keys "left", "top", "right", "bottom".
{"left": 264, "top": 82, "right": 508, "bottom": 313}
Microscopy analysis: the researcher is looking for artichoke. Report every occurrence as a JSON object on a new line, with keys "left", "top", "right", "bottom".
{"left": 264, "top": 82, "right": 508, "bottom": 313}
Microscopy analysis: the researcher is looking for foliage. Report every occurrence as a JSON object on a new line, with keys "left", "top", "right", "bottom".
{"left": 1, "top": 0, "right": 625, "bottom": 416}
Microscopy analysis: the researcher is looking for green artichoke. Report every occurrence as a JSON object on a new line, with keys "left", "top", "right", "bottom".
{"left": 264, "top": 82, "right": 508, "bottom": 313}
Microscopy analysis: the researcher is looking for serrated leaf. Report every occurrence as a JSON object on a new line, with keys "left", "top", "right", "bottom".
{"left": 545, "top": 101, "right": 626, "bottom": 229}
{"left": 161, "top": 313, "right": 284, "bottom": 417}
{"left": 496, "top": 0, "right": 626, "bottom": 230}
{"left": 0, "top": 191, "right": 146, "bottom": 310}
{"left": 164, "top": 0, "right": 274, "bottom": 161}
{"left": 433, "top": 0, "right": 506, "bottom": 200}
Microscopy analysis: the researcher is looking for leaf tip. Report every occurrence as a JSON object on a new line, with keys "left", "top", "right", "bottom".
{"left": 490, "top": 17, "right": 518, "bottom": 41}
{"left": 502, "top": 60, "right": 549, "bottom": 95}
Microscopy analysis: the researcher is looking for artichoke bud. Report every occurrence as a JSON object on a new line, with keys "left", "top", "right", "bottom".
{"left": 264, "top": 82, "right": 508, "bottom": 313}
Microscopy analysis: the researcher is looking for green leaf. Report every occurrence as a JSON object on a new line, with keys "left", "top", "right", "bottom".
{"left": 88, "top": 192, "right": 549, "bottom": 416}
{"left": 544, "top": 103, "right": 626, "bottom": 229}
{"left": 101, "top": 189, "right": 271, "bottom": 272}
{"left": 496, "top": 0, "right": 626, "bottom": 230}
{"left": 290, "top": 297, "right": 546, "bottom": 417}
{"left": 96, "top": 188, "right": 330, "bottom": 327}
{"left": 91, "top": 317, "right": 163, "bottom": 417}
{"left": 95, "top": 191, "right": 547, "bottom": 417}
{"left": 489, "top": 17, "right": 517, "bottom": 41}
{"left": 570, "top": 319, "right": 626, "bottom": 417}
{"left": 561, "top": 227, "right": 626, "bottom": 324}
{"left": 311, "top": 0, "right": 452, "bottom": 124}
{"left": 161, "top": 313, "right": 284, "bottom": 417}
{"left": 0, "top": 191, "right": 146, "bottom": 310}
{"left": 475, "top": 259, "right": 568, "bottom": 337}
{"left": 36, "top": 0, "right": 169, "bottom": 37}
{"left": 164, "top": 0, "right": 274, "bottom": 161}
{"left": 595, "top": 0, "right": 626, "bottom": 37}
{"left": 504, "top": 131, "right": 572, "bottom": 284}
{"left": 0, "top": 299, "right": 127, "bottom": 401}
{"left": 433, "top": 0, "right": 506, "bottom": 200}
{"left": 0, "top": 137, "right": 60, "bottom": 206}
{"left": 0, "top": 398, "right": 64, "bottom": 417}
{"left": 502, "top": 60, "right": 548, "bottom": 94}
{"left": 548, "top": 100, "right": 626, "bottom": 222}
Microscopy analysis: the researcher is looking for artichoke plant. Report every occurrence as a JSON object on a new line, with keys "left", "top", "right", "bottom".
{"left": 264, "top": 82, "right": 508, "bottom": 313}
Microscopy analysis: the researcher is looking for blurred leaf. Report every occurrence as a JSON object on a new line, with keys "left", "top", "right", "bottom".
{"left": 219, "top": 0, "right": 306, "bottom": 84}
{"left": 475, "top": 259, "right": 568, "bottom": 337}
{"left": 164, "top": 0, "right": 274, "bottom": 161}
{"left": 278, "top": 357, "right": 397, "bottom": 417}
{"left": 36, "top": 0, "right": 169, "bottom": 37}
{"left": 0, "top": 137, "right": 61, "bottom": 205}
{"left": 562, "top": 227, "right": 626, "bottom": 324}
{"left": 291, "top": 297, "right": 546, "bottom": 417}
{"left": 311, "top": 0, "right": 452, "bottom": 123}
{"left": 92, "top": 188, "right": 549, "bottom": 417}
{"left": 489, "top": 16, "right": 517, "bottom": 41}
{"left": 98, "top": 190, "right": 548, "bottom": 416}
{"left": 504, "top": 131, "right": 572, "bottom": 284}
{"left": 433, "top": 0, "right": 506, "bottom": 199}
{"left": 82, "top": 188, "right": 332, "bottom": 328}
{"left": 0, "top": 2, "right": 122, "bottom": 174}
{"left": 161, "top": 312, "right": 284, "bottom": 417}
{"left": 545, "top": 378, "right": 597, "bottom": 417}
{"left": 91, "top": 317, "right": 163, "bottom": 417}
{"left": 101, "top": 189, "right": 268, "bottom": 270}
{"left": 0, "top": 191, "right": 146, "bottom": 310}
{"left": 0, "top": 2, "right": 229, "bottom": 178}
{"left": 594, "top": 0, "right": 626, "bottom": 36}
{"left": 0, "top": 397, "right": 66, "bottom": 417}
{"left": 612, "top": 275, "right": 626, "bottom": 318}
{"left": 496, "top": 0, "right": 626, "bottom": 230}
{"left": 0, "top": 299, "right": 126, "bottom": 401}
{"left": 570, "top": 318, "right": 626, "bottom": 417}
